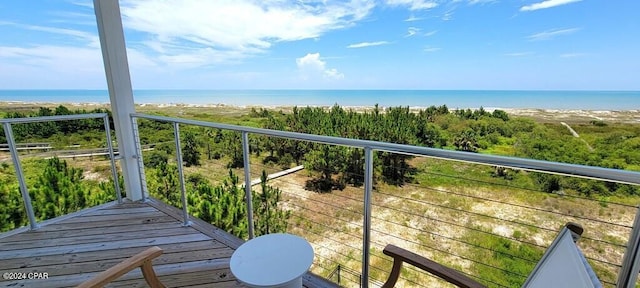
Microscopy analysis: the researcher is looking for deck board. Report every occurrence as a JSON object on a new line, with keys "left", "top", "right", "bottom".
{"left": 0, "top": 221, "right": 185, "bottom": 242}
{"left": 0, "top": 227, "right": 203, "bottom": 250}
{"left": 33, "top": 215, "right": 177, "bottom": 232}
{"left": 82, "top": 206, "right": 158, "bottom": 216}
{"left": 38, "top": 247, "right": 234, "bottom": 277}
{"left": 0, "top": 198, "right": 339, "bottom": 288}
{"left": 0, "top": 233, "right": 209, "bottom": 259}
{"left": 59, "top": 211, "right": 168, "bottom": 224}
{"left": 0, "top": 240, "right": 225, "bottom": 270}
{"left": 109, "top": 268, "right": 239, "bottom": 287}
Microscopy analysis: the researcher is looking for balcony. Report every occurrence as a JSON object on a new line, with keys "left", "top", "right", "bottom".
{"left": 1, "top": 2, "right": 639, "bottom": 287}
{"left": 1, "top": 199, "right": 241, "bottom": 287}
{"left": 0, "top": 113, "right": 337, "bottom": 287}
{"left": 1, "top": 112, "right": 640, "bottom": 287}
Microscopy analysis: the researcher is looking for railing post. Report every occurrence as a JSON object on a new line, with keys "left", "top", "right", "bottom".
{"left": 617, "top": 206, "right": 640, "bottom": 288}
{"left": 173, "top": 123, "right": 191, "bottom": 227}
{"left": 130, "top": 117, "right": 149, "bottom": 200}
{"left": 362, "top": 147, "right": 374, "bottom": 288}
{"left": 94, "top": 0, "right": 143, "bottom": 201}
{"left": 103, "top": 115, "right": 122, "bottom": 204}
{"left": 3, "top": 122, "right": 38, "bottom": 230}
{"left": 242, "top": 131, "right": 255, "bottom": 239}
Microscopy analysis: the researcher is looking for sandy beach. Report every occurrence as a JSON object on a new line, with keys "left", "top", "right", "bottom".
{"left": 0, "top": 101, "right": 638, "bottom": 124}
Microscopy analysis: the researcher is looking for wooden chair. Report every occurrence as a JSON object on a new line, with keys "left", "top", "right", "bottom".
{"left": 381, "top": 222, "right": 586, "bottom": 288}
{"left": 76, "top": 246, "right": 166, "bottom": 288}
{"left": 381, "top": 244, "right": 486, "bottom": 288}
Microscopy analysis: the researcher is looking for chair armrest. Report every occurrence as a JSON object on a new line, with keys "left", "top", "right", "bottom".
{"left": 76, "top": 246, "right": 166, "bottom": 288}
{"left": 382, "top": 244, "right": 486, "bottom": 288}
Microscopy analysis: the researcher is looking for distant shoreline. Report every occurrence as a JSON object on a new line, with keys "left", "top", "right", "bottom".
{"left": 1, "top": 101, "right": 638, "bottom": 124}
{"left": 1, "top": 89, "right": 639, "bottom": 110}
{"left": 1, "top": 100, "right": 639, "bottom": 111}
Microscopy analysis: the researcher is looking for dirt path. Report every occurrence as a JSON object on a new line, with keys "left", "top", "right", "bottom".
{"left": 561, "top": 122, "right": 594, "bottom": 151}
{"left": 245, "top": 165, "right": 304, "bottom": 187}
{"left": 560, "top": 122, "right": 580, "bottom": 137}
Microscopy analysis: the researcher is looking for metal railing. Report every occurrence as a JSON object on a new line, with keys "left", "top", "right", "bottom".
{"left": 130, "top": 112, "right": 640, "bottom": 288}
{"left": 0, "top": 113, "right": 122, "bottom": 230}
{"left": 327, "top": 264, "right": 386, "bottom": 287}
{"left": 1, "top": 112, "right": 638, "bottom": 286}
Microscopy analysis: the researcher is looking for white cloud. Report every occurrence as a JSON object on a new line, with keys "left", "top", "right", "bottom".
{"left": 385, "top": 0, "right": 437, "bottom": 11}
{"left": 407, "top": 28, "right": 437, "bottom": 37}
{"left": 442, "top": 8, "right": 455, "bottom": 21}
{"left": 347, "top": 41, "right": 390, "bottom": 48}
{"left": 0, "top": 22, "right": 99, "bottom": 47}
{"left": 406, "top": 27, "right": 420, "bottom": 37}
{"left": 468, "top": 0, "right": 497, "bottom": 5}
{"left": 48, "top": 11, "right": 97, "bottom": 26}
{"left": 424, "top": 46, "right": 441, "bottom": 52}
{"left": 296, "top": 53, "right": 325, "bottom": 71}
{"left": 560, "top": 52, "right": 588, "bottom": 58}
{"left": 69, "top": 1, "right": 95, "bottom": 9}
{"left": 404, "top": 15, "right": 423, "bottom": 22}
{"left": 296, "top": 53, "right": 344, "bottom": 80}
{"left": 24, "top": 24, "right": 100, "bottom": 47}
{"left": 505, "top": 52, "right": 534, "bottom": 57}
{"left": 324, "top": 68, "right": 344, "bottom": 79}
{"left": 120, "top": 0, "right": 375, "bottom": 66}
{"left": 527, "top": 28, "right": 580, "bottom": 41}
{"left": 424, "top": 30, "right": 438, "bottom": 37}
{"left": 0, "top": 45, "right": 105, "bottom": 88}
{"left": 521, "top": 0, "right": 582, "bottom": 11}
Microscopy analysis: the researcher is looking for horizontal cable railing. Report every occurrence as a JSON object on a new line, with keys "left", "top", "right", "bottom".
{"left": 249, "top": 155, "right": 632, "bottom": 277}
{"left": 131, "top": 113, "right": 640, "bottom": 288}
{"left": 131, "top": 113, "right": 640, "bottom": 186}
{"left": 272, "top": 166, "right": 625, "bottom": 286}
{"left": 3, "top": 112, "right": 636, "bottom": 286}
{"left": 0, "top": 113, "right": 110, "bottom": 124}
{"left": 0, "top": 113, "right": 122, "bottom": 232}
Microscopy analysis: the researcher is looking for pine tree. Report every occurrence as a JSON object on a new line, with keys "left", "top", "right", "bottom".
{"left": 153, "top": 161, "right": 180, "bottom": 206}
{"left": 0, "top": 164, "right": 26, "bottom": 231}
{"left": 253, "top": 171, "right": 290, "bottom": 236}
{"left": 31, "top": 158, "right": 84, "bottom": 219}
{"left": 304, "top": 145, "right": 344, "bottom": 192}
{"left": 188, "top": 170, "right": 289, "bottom": 239}
{"left": 182, "top": 131, "right": 201, "bottom": 167}
{"left": 29, "top": 157, "right": 116, "bottom": 221}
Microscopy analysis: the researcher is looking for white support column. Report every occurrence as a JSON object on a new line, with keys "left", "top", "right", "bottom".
{"left": 94, "top": 0, "right": 143, "bottom": 201}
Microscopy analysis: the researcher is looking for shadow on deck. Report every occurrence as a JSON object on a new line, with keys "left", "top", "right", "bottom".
{"left": 0, "top": 198, "right": 337, "bottom": 288}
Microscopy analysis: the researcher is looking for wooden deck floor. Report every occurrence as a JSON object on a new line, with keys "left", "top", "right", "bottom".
{"left": 0, "top": 198, "right": 337, "bottom": 288}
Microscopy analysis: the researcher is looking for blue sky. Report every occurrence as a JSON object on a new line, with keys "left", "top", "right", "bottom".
{"left": 0, "top": 0, "right": 638, "bottom": 90}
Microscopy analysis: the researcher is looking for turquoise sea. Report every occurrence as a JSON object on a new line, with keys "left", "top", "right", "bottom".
{"left": 0, "top": 90, "right": 638, "bottom": 110}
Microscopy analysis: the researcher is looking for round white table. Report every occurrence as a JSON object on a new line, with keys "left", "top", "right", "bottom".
{"left": 230, "top": 233, "right": 314, "bottom": 288}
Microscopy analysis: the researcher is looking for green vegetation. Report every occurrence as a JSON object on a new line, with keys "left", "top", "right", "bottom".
{"left": 182, "top": 131, "right": 201, "bottom": 167}
{"left": 0, "top": 157, "right": 120, "bottom": 231}
{"left": 0, "top": 105, "right": 111, "bottom": 145}
{"left": 463, "top": 229, "right": 543, "bottom": 287}
{"left": 244, "top": 105, "right": 639, "bottom": 196}
{"left": 1, "top": 103, "right": 639, "bottom": 286}
{"left": 3, "top": 103, "right": 639, "bottom": 223}
{"left": 149, "top": 162, "right": 290, "bottom": 239}
{"left": 0, "top": 105, "right": 292, "bottom": 239}
{"left": 255, "top": 104, "right": 514, "bottom": 190}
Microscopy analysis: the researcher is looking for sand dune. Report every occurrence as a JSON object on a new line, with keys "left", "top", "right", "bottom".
{"left": 1, "top": 101, "right": 638, "bottom": 123}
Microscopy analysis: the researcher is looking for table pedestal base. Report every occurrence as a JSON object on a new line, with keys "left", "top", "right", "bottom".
{"left": 230, "top": 233, "right": 314, "bottom": 288}
{"left": 239, "top": 276, "right": 302, "bottom": 288}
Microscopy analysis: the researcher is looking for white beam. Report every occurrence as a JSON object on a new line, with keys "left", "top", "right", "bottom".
{"left": 94, "top": 0, "right": 143, "bottom": 201}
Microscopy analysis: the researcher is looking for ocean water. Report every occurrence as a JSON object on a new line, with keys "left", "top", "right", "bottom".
{"left": 0, "top": 90, "right": 638, "bottom": 110}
